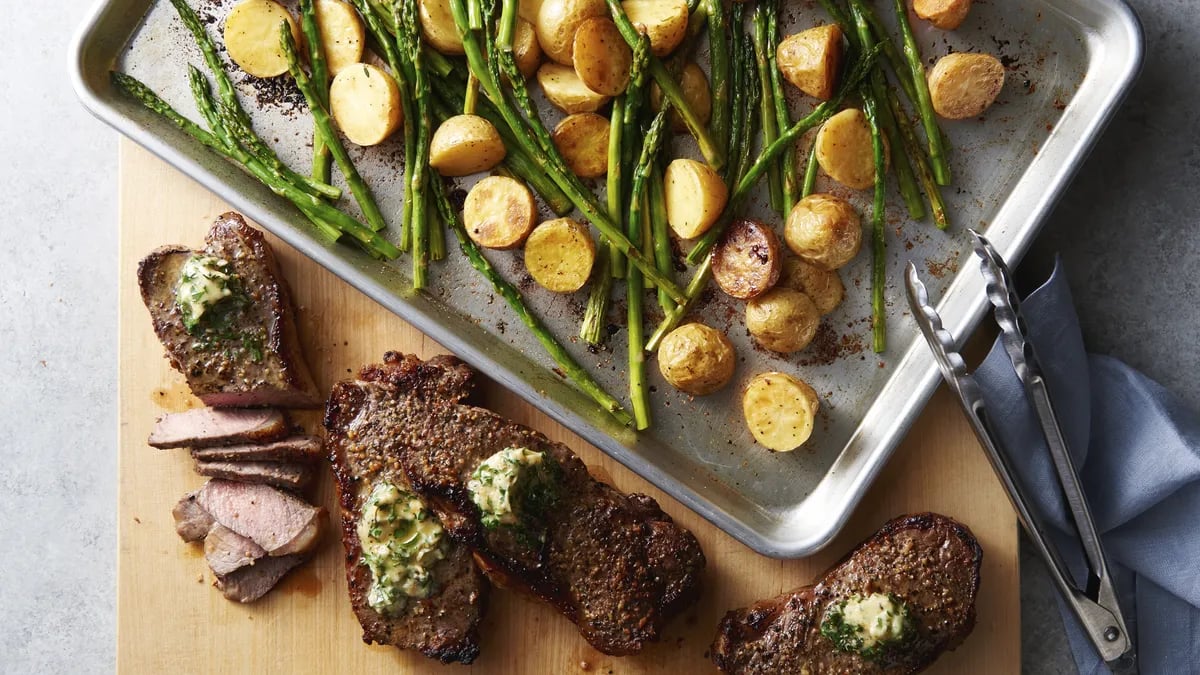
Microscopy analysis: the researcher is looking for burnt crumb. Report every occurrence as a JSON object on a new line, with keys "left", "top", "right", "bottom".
{"left": 242, "top": 72, "right": 306, "bottom": 113}
{"left": 496, "top": 319, "right": 507, "bottom": 334}
{"left": 449, "top": 188, "right": 468, "bottom": 211}
{"left": 552, "top": 367, "right": 566, "bottom": 378}
{"left": 798, "top": 323, "right": 864, "bottom": 366}
{"left": 925, "top": 254, "right": 959, "bottom": 279}
{"left": 606, "top": 323, "right": 620, "bottom": 337}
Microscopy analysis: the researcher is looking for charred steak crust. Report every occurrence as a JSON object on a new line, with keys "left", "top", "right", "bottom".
{"left": 324, "top": 352, "right": 487, "bottom": 665}
{"left": 711, "top": 513, "right": 983, "bottom": 675}
{"left": 386, "top": 356, "right": 706, "bottom": 656}
{"left": 137, "top": 212, "right": 320, "bottom": 409}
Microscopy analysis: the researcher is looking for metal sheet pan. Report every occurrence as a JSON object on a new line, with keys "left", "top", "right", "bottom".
{"left": 72, "top": 0, "right": 1142, "bottom": 557}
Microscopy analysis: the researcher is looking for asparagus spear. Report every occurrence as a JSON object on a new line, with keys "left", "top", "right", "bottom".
{"left": 649, "top": 160, "right": 676, "bottom": 313}
{"left": 722, "top": 2, "right": 746, "bottom": 186}
{"left": 891, "top": 0, "right": 951, "bottom": 185}
{"left": 862, "top": 85, "right": 888, "bottom": 353}
{"left": 618, "top": 36, "right": 653, "bottom": 277}
{"left": 580, "top": 95, "right": 626, "bottom": 345}
{"left": 751, "top": 2, "right": 783, "bottom": 214}
{"left": 299, "top": 0, "right": 333, "bottom": 187}
{"left": 801, "top": 140, "right": 819, "bottom": 197}
{"left": 734, "top": 38, "right": 762, "bottom": 193}
{"left": 766, "top": 0, "right": 797, "bottom": 213}
{"left": 816, "top": 0, "right": 917, "bottom": 104}
{"left": 887, "top": 87, "right": 948, "bottom": 229}
{"left": 396, "top": 0, "right": 433, "bottom": 289}
{"left": 705, "top": 0, "right": 730, "bottom": 157}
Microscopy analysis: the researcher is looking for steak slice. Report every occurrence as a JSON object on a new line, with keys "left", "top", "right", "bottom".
{"left": 194, "top": 459, "right": 313, "bottom": 491}
{"left": 324, "top": 352, "right": 486, "bottom": 664}
{"left": 172, "top": 492, "right": 215, "bottom": 542}
{"left": 137, "top": 212, "right": 320, "bottom": 409}
{"left": 205, "top": 523, "right": 267, "bottom": 576}
{"left": 190, "top": 435, "right": 324, "bottom": 463}
{"left": 148, "top": 407, "right": 288, "bottom": 449}
{"left": 710, "top": 513, "right": 983, "bottom": 675}
{"left": 195, "top": 479, "right": 324, "bottom": 556}
{"left": 387, "top": 355, "right": 706, "bottom": 656}
{"left": 215, "top": 553, "right": 307, "bottom": 603}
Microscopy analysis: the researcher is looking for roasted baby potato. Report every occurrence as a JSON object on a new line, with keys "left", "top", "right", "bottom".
{"left": 463, "top": 176, "right": 537, "bottom": 249}
{"left": 776, "top": 24, "right": 843, "bottom": 100}
{"left": 223, "top": 0, "right": 302, "bottom": 78}
{"left": 742, "top": 371, "right": 820, "bottom": 452}
{"left": 519, "top": 0, "right": 545, "bottom": 23}
{"left": 537, "top": 63, "right": 612, "bottom": 113}
{"left": 745, "top": 287, "right": 820, "bottom": 353}
{"left": 573, "top": 18, "right": 633, "bottom": 96}
{"left": 419, "top": 0, "right": 465, "bottom": 55}
{"left": 329, "top": 63, "right": 402, "bottom": 146}
{"left": 784, "top": 193, "right": 862, "bottom": 270}
{"left": 914, "top": 0, "right": 972, "bottom": 30}
{"left": 928, "top": 52, "right": 1005, "bottom": 119}
{"left": 712, "top": 219, "right": 783, "bottom": 300}
{"left": 525, "top": 218, "right": 596, "bottom": 292}
{"left": 780, "top": 256, "right": 845, "bottom": 315}
{"left": 815, "top": 108, "right": 889, "bottom": 190}
{"left": 651, "top": 62, "right": 712, "bottom": 133}
{"left": 664, "top": 158, "right": 728, "bottom": 239}
{"left": 314, "top": 0, "right": 365, "bottom": 75}
{"left": 429, "top": 114, "right": 507, "bottom": 176}
{"left": 513, "top": 18, "right": 544, "bottom": 79}
{"left": 621, "top": 0, "right": 689, "bottom": 57}
{"left": 658, "top": 323, "right": 737, "bottom": 396}
{"left": 553, "top": 113, "right": 610, "bottom": 178}
{"left": 536, "top": 0, "right": 608, "bottom": 65}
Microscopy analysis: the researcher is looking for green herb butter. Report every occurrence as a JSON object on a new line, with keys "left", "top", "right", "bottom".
{"left": 820, "top": 592, "right": 914, "bottom": 661}
{"left": 467, "top": 447, "right": 558, "bottom": 535}
{"left": 357, "top": 482, "right": 447, "bottom": 616}
{"left": 176, "top": 254, "right": 235, "bottom": 331}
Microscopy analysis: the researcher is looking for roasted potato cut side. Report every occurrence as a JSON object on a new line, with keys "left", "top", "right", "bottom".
{"left": 524, "top": 218, "right": 597, "bottom": 292}
{"left": 914, "top": 0, "right": 972, "bottom": 30}
{"left": 928, "top": 52, "right": 1005, "bottom": 119}
{"left": 537, "top": 63, "right": 611, "bottom": 113}
{"left": 658, "top": 323, "right": 737, "bottom": 396}
{"left": 419, "top": 0, "right": 465, "bottom": 55}
{"left": 315, "top": 0, "right": 365, "bottom": 75}
{"left": 572, "top": 18, "right": 633, "bottom": 96}
{"left": 463, "top": 176, "right": 538, "bottom": 249}
{"left": 712, "top": 219, "right": 783, "bottom": 300}
{"left": 621, "top": 0, "right": 689, "bottom": 57}
{"left": 223, "top": 0, "right": 302, "bottom": 78}
{"left": 742, "top": 372, "right": 820, "bottom": 452}
{"left": 429, "top": 114, "right": 507, "bottom": 176}
{"left": 513, "top": 19, "right": 544, "bottom": 79}
{"left": 536, "top": 0, "right": 608, "bottom": 65}
{"left": 329, "top": 63, "right": 402, "bottom": 146}
{"left": 651, "top": 62, "right": 712, "bottom": 133}
{"left": 777, "top": 24, "right": 843, "bottom": 100}
{"left": 745, "top": 287, "right": 820, "bottom": 353}
{"left": 553, "top": 113, "right": 611, "bottom": 178}
{"left": 780, "top": 256, "right": 845, "bottom": 315}
{"left": 784, "top": 193, "right": 862, "bottom": 270}
{"left": 815, "top": 108, "right": 889, "bottom": 190}
{"left": 664, "top": 159, "right": 728, "bottom": 240}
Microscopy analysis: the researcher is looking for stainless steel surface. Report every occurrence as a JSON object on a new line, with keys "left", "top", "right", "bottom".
{"left": 70, "top": 0, "right": 1142, "bottom": 557}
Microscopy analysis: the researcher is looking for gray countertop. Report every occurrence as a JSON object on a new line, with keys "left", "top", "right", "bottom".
{"left": 2, "top": 0, "right": 1194, "bottom": 671}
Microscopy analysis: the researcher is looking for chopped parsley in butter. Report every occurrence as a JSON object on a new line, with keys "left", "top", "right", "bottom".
{"left": 357, "top": 482, "right": 447, "bottom": 616}
{"left": 820, "top": 592, "right": 914, "bottom": 660}
{"left": 467, "top": 447, "right": 558, "bottom": 537}
{"left": 176, "top": 254, "right": 234, "bottom": 331}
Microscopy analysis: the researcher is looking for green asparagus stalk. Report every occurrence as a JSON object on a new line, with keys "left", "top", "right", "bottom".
{"left": 862, "top": 86, "right": 888, "bottom": 352}
{"left": 891, "top": 0, "right": 951, "bottom": 185}
{"left": 801, "top": 140, "right": 819, "bottom": 197}
{"left": 751, "top": 2, "right": 783, "bottom": 214}
{"left": 644, "top": 255, "right": 711, "bottom": 352}
{"left": 817, "top": 0, "right": 917, "bottom": 105}
{"left": 580, "top": 95, "right": 626, "bottom": 345}
{"left": 619, "top": 36, "right": 653, "bottom": 276}
{"left": 299, "top": 0, "right": 333, "bottom": 187}
{"left": 649, "top": 160, "right": 676, "bottom": 313}
{"left": 607, "top": 95, "right": 627, "bottom": 279}
{"left": 887, "top": 87, "right": 948, "bottom": 229}
{"left": 734, "top": 38, "right": 762, "bottom": 191}
{"left": 705, "top": 0, "right": 729, "bottom": 157}
{"left": 722, "top": 2, "right": 746, "bottom": 186}
{"left": 766, "top": 0, "right": 797, "bottom": 213}
{"left": 397, "top": 0, "right": 433, "bottom": 288}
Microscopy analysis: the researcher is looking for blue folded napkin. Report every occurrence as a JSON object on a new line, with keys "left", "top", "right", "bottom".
{"left": 972, "top": 260, "right": 1200, "bottom": 675}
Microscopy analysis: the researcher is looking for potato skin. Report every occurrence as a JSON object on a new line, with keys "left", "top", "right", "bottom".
{"left": 664, "top": 158, "right": 729, "bottom": 239}
{"left": 537, "top": 63, "right": 612, "bottom": 113}
{"left": 314, "top": 0, "right": 365, "bottom": 75}
{"left": 914, "top": 0, "right": 972, "bottom": 30}
{"left": 429, "top": 114, "right": 507, "bottom": 176}
{"left": 572, "top": 18, "right": 632, "bottom": 96}
{"left": 419, "top": 0, "right": 465, "bottom": 55}
{"left": 815, "top": 108, "right": 888, "bottom": 190}
{"left": 536, "top": 0, "right": 608, "bottom": 65}
{"left": 651, "top": 62, "right": 712, "bottom": 133}
{"left": 524, "top": 218, "right": 597, "bottom": 292}
{"left": 779, "top": 256, "right": 845, "bottom": 315}
{"left": 463, "top": 176, "right": 537, "bottom": 249}
{"left": 776, "top": 24, "right": 843, "bottom": 100}
{"left": 712, "top": 219, "right": 783, "bottom": 300}
{"left": 928, "top": 52, "right": 1005, "bottom": 119}
{"left": 552, "top": 113, "right": 610, "bottom": 178}
{"left": 742, "top": 371, "right": 820, "bottom": 452}
{"left": 658, "top": 323, "right": 737, "bottom": 396}
{"left": 784, "top": 193, "right": 862, "bottom": 270}
{"left": 513, "top": 19, "right": 543, "bottom": 79}
{"left": 329, "top": 63, "right": 402, "bottom": 146}
{"left": 223, "top": 0, "right": 302, "bottom": 79}
{"left": 745, "top": 287, "right": 820, "bottom": 353}
{"left": 621, "top": 0, "right": 689, "bottom": 57}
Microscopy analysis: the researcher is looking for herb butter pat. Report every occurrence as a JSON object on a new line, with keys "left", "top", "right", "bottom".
{"left": 357, "top": 482, "right": 447, "bottom": 616}
{"left": 176, "top": 254, "right": 234, "bottom": 330}
{"left": 820, "top": 592, "right": 914, "bottom": 660}
{"left": 467, "top": 447, "right": 557, "bottom": 532}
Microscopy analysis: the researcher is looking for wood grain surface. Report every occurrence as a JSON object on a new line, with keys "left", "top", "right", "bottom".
{"left": 117, "top": 140, "right": 1019, "bottom": 673}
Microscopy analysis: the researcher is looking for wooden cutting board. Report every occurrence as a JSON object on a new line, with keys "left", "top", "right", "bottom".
{"left": 117, "top": 139, "right": 1019, "bottom": 673}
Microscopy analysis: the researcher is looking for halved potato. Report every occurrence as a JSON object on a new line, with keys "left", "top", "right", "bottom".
{"left": 621, "top": 0, "right": 688, "bottom": 57}
{"left": 664, "top": 158, "right": 728, "bottom": 239}
{"left": 419, "top": 0, "right": 465, "bottom": 56}
{"left": 224, "top": 0, "right": 302, "bottom": 78}
{"left": 742, "top": 371, "right": 820, "bottom": 452}
{"left": 513, "top": 18, "right": 544, "bottom": 79}
{"left": 914, "top": 0, "right": 972, "bottom": 30}
{"left": 524, "top": 218, "right": 596, "bottom": 292}
{"left": 651, "top": 62, "right": 711, "bottom": 133}
{"left": 815, "top": 108, "right": 889, "bottom": 190}
{"left": 314, "top": 0, "right": 365, "bottom": 75}
{"left": 519, "top": 0, "right": 545, "bottom": 24}
{"left": 780, "top": 256, "right": 845, "bottom": 315}
{"left": 553, "top": 113, "right": 610, "bottom": 178}
{"left": 776, "top": 24, "right": 843, "bottom": 100}
{"left": 536, "top": 0, "right": 608, "bottom": 65}
{"left": 928, "top": 52, "right": 1005, "bottom": 119}
{"left": 658, "top": 323, "right": 737, "bottom": 396}
{"left": 572, "top": 18, "right": 632, "bottom": 96}
{"left": 429, "top": 114, "right": 507, "bottom": 176}
{"left": 537, "top": 63, "right": 611, "bottom": 113}
{"left": 784, "top": 193, "right": 862, "bottom": 270}
{"left": 712, "top": 218, "right": 783, "bottom": 300}
{"left": 745, "top": 287, "right": 820, "bottom": 353}
{"left": 329, "top": 63, "right": 402, "bottom": 146}
{"left": 463, "top": 176, "right": 537, "bottom": 249}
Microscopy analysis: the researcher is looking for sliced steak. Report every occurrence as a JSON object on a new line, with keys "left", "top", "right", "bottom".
{"left": 194, "top": 459, "right": 312, "bottom": 491}
{"left": 195, "top": 479, "right": 324, "bottom": 556}
{"left": 324, "top": 352, "right": 487, "bottom": 665}
{"left": 172, "top": 492, "right": 215, "bottom": 542}
{"left": 215, "top": 553, "right": 307, "bottom": 603}
{"left": 711, "top": 513, "right": 983, "bottom": 675}
{"left": 148, "top": 407, "right": 288, "bottom": 449}
{"left": 138, "top": 212, "right": 320, "bottom": 409}
{"left": 204, "top": 523, "right": 267, "bottom": 576}
{"left": 190, "top": 435, "right": 323, "bottom": 463}
{"left": 380, "top": 354, "right": 705, "bottom": 656}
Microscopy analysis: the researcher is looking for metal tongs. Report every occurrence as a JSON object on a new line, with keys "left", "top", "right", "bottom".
{"left": 905, "top": 230, "right": 1138, "bottom": 675}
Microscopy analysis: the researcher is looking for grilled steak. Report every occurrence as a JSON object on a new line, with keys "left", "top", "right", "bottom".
{"left": 138, "top": 212, "right": 320, "bottom": 409}
{"left": 204, "top": 523, "right": 267, "bottom": 576}
{"left": 194, "top": 459, "right": 312, "bottom": 491}
{"left": 372, "top": 353, "right": 705, "bottom": 656}
{"left": 172, "top": 492, "right": 215, "bottom": 542}
{"left": 195, "top": 479, "right": 324, "bottom": 556}
{"left": 324, "top": 352, "right": 488, "bottom": 664}
{"left": 711, "top": 513, "right": 982, "bottom": 675}
{"left": 148, "top": 407, "right": 288, "bottom": 449}
{"left": 215, "top": 553, "right": 307, "bottom": 603}
{"left": 190, "top": 435, "right": 323, "bottom": 463}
